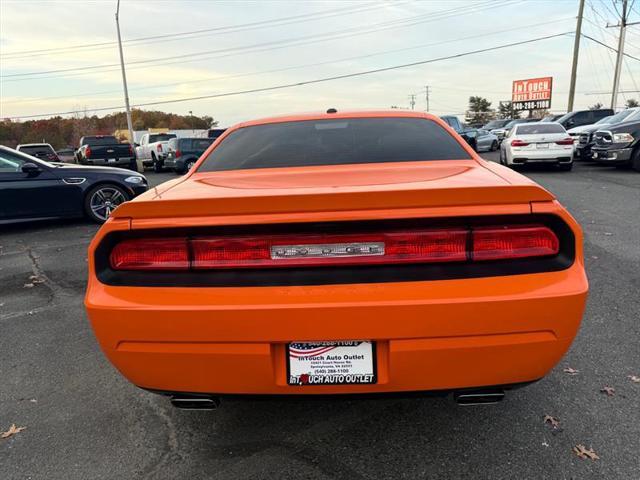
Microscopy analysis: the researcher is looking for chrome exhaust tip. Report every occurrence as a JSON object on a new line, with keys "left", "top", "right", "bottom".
{"left": 454, "top": 390, "right": 505, "bottom": 406}
{"left": 170, "top": 396, "right": 220, "bottom": 410}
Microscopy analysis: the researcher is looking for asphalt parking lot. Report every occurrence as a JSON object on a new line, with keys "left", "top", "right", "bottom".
{"left": 1, "top": 156, "right": 639, "bottom": 480}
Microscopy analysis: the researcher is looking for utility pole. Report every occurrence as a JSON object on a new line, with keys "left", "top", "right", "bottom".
{"left": 408, "top": 94, "right": 416, "bottom": 110}
{"left": 608, "top": 0, "right": 630, "bottom": 110}
{"left": 567, "top": 0, "right": 585, "bottom": 112}
{"left": 115, "top": 0, "right": 136, "bottom": 168}
{"left": 424, "top": 86, "right": 431, "bottom": 112}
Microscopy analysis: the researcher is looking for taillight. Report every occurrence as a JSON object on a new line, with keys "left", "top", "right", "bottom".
{"left": 157, "top": 144, "right": 163, "bottom": 152}
{"left": 85, "top": 146, "right": 92, "bottom": 158}
{"left": 110, "top": 238, "right": 189, "bottom": 270}
{"left": 191, "top": 230, "right": 468, "bottom": 269}
{"left": 108, "top": 225, "right": 560, "bottom": 271}
{"left": 555, "top": 138, "right": 574, "bottom": 145}
{"left": 511, "top": 139, "right": 529, "bottom": 147}
{"left": 175, "top": 149, "right": 182, "bottom": 158}
{"left": 473, "top": 225, "right": 559, "bottom": 261}
{"left": 128, "top": 144, "right": 134, "bottom": 156}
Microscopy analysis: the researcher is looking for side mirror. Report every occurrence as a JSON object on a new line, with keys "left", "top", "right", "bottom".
{"left": 134, "top": 143, "right": 139, "bottom": 147}
{"left": 22, "top": 162, "right": 42, "bottom": 175}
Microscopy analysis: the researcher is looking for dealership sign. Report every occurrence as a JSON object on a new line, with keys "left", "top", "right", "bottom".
{"left": 512, "top": 77, "right": 553, "bottom": 110}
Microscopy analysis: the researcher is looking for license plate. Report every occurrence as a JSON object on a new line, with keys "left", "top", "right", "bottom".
{"left": 287, "top": 341, "right": 376, "bottom": 386}
{"left": 108, "top": 158, "right": 116, "bottom": 162}
{"left": 536, "top": 143, "right": 550, "bottom": 149}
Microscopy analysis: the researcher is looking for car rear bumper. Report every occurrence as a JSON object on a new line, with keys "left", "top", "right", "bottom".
{"left": 86, "top": 262, "right": 587, "bottom": 395}
{"left": 83, "top": 157, "right": 134, "bottom": 166}
{"left": 163, "top": 156, "right": 184, "bottom": 170}
{"left": 510, "top": 146, "right": 574, "bottom": 165}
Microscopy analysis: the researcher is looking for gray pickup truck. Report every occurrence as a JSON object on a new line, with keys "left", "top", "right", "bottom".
{"left": 75, "top": 135, "right": 137, "bottom": 170}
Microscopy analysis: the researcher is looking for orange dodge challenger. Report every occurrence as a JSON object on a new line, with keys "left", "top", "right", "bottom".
{"left": 85, "top": 111, "right": 588, "bottom": 408}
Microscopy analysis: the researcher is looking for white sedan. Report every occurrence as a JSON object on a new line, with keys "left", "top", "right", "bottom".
{"left": 499, "top": 122, "right": 574, "bottom": 171}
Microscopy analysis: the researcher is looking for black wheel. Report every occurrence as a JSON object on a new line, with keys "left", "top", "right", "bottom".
{"left": 559, "top": 163, "right": 573, "bottom": 172}
{"left": 152, "top": 153, "right": 163, "bottom": 173}
{"left": 491, "top": 140, "right": 498, "bottom": 151}
{"left": 128, "top": 159, "right": 138, "bottom": 172}
{"left": 499, "top": 149, "right": 505, "bottom": 165}
{"left": 185, "top": 159, "right": 196, "bottom": 172}
{"left": 631, "top": 148, "right": 640, "bottom": 172}
{"left": 84, "top": 184, "right": 129, "bottom": 223}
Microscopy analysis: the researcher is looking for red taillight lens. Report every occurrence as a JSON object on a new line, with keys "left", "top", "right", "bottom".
{"left": 472, "top": 226, "right": 559, "bottom": 261}
{"left": 511, "top": 139, "right": 529, "bottom": 147}
{"left": 128, "top": 144, "right": 134, "bottom": 156}
{"left": 175, "top": 149, "right": 182, "bottom": 158}
{"left": 157, "top": 144, "right": 163, "bottom": 152}
{"left": 85, "top": 146, "right": 92, "bottom": 158}
{"left": 108, "top": 225, "right": 559, "bottom": 271}
{"left": 110, "top": 238, "right": 189, "bottom": 270}
{"left": 555, "top": 137, "right": 574, "bottom": 145}
{"left": 191, "top": 230, "right": 468, "bottom": 269}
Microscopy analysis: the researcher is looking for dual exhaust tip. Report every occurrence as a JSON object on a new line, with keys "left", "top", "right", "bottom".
{"left": 169, "top": 389, "right": 505, "bottom": 410}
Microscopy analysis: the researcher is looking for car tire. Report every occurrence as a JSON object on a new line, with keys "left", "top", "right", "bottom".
{"left": 499, "top": 149, "right": 506, "bottom": 165}
{"left": 631, "top": 148, "right": 640, "bottom": 172}
{"left": 185, "top": 159, "right": 196, "bottom": 172}
{"left": 128, "top": 159, "right": 138, "bottom": 172}
{"left": 152, "top": 154, "right": 163, "bottom": 173}
{"left": 491, "top": 140, "right": 498, "bottom": 151}
{"left": 84, "top": 184, "right": 129, "bottom": 223}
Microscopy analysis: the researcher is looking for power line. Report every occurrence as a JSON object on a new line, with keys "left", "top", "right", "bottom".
{"left": 0, "top": 1, "right": 397, "bottom": 59}
{"left": 581, "top": 32, "right": 640, "bottom": 60}
{"left": 0, "top": 0, "right": 516, "bottom": 80}
{"left": 3, "top": 31, "right": 573, "bottom": 120}
{"left": 2, "top": 17, "right": 572, "bottom": 106}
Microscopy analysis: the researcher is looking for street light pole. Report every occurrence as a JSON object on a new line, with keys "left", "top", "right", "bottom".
{"left": 115, "top": 0, "right": 136, "bottom": 168}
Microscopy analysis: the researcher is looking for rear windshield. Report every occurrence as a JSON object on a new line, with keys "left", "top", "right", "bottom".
{"left": 19, "top": 145, "right": 55, "bottom": 155}
{"left": 198, "top": 118, "right": 471, "bottom": 172}
{"left": 484, "top": 120, "right": 509, "bottom": 129}
{"left": 516, "top": 124, "right": 566, "bottom": 135}
{"left": 192, "top": 138, "right": 215, "bottom": 150}
{"left": 149, "top": 134, "right": 177, "bottom": 143}
{"left": 83, "top": 136, "right": 118, "bottom": 146}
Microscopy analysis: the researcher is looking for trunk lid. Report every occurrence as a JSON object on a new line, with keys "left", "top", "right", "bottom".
{"left": 113, "top": 160, "right": 554, "bottom": 220}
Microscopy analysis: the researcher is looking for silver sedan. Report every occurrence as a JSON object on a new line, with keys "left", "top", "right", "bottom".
{"left": 475, "top": 129, "right": 500, "bottom": 152}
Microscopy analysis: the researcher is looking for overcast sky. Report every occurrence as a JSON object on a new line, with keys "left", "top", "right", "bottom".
{"left": 1, "top": 0, "right": 639, "bottom": 126}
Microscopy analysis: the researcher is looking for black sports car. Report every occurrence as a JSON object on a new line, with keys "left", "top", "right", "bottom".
{"left": 0, "top": 145, "right": 148, "bottom": 224}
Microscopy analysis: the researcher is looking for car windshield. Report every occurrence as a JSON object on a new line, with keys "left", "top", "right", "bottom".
{"left": 149, "top": 134, "right": 177, "bottom": 143}
{"left": 198, "top": 117, "right": 471, "bottom": 172}
{"left": 619, "top": 109, "right": 640, "bottom": 123}
{"left": 83, "top": 136, "right": 119, "bottom": 146}
{"left": 19, "top": 145, "right": 55, "bottom": 156}
{"left": 505, "top": 119, "right": 527, "bottom": 128}
{"left": 484, "top": 120, "right": 509, "bottom": 129}
{"left": 600, "top": 110, "right": 634, "bottom": 124}
{"left": 516, "top": 124, "right": 566, "bottom": 135}
{"left": 5, "top": 147, "right": 54, "bottom": 168}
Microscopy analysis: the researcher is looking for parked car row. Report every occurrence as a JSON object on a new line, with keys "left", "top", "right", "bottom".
{"left": 480, "top": 107, "right": 640, "bottom": 172}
